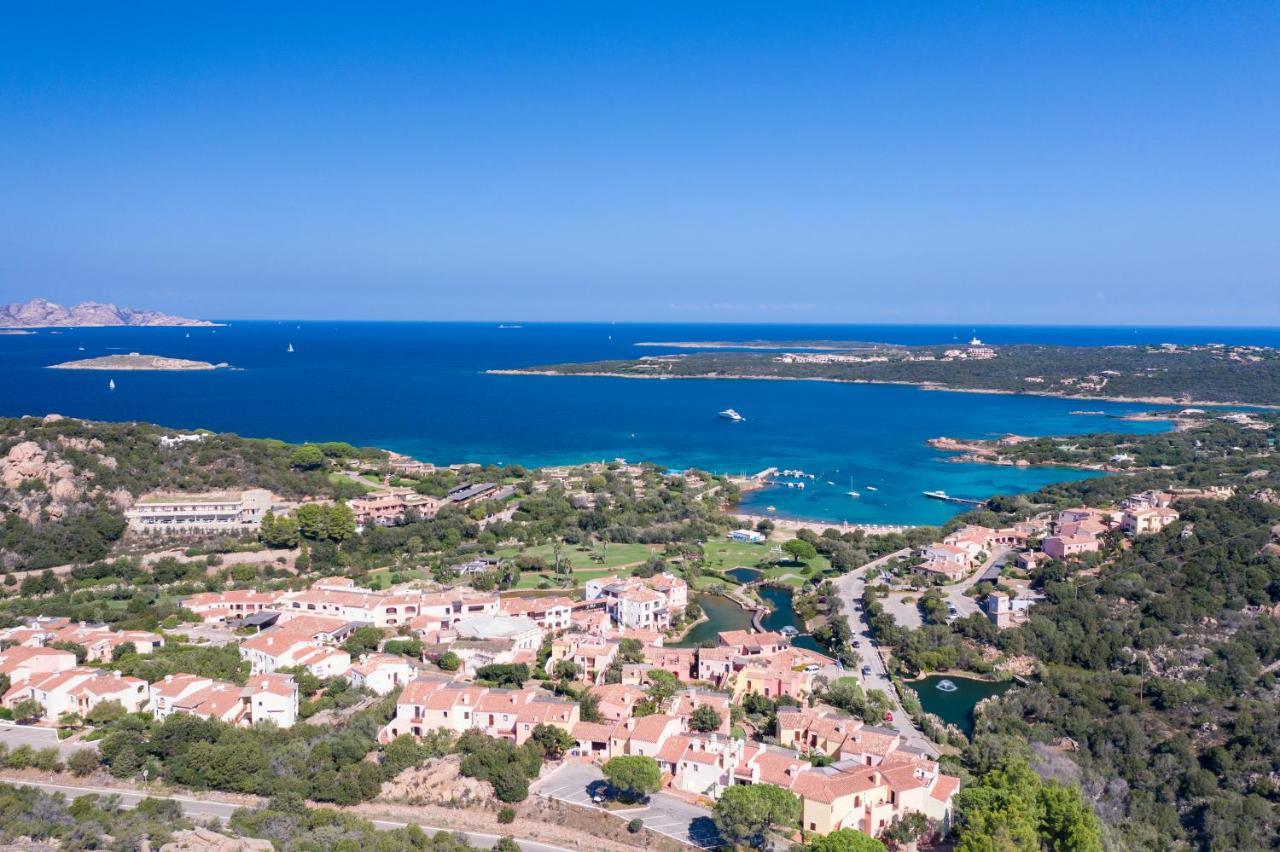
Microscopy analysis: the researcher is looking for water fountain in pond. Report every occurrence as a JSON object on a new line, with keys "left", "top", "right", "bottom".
{"left": 936, "top": 679, "right": 959, "bottom": 692}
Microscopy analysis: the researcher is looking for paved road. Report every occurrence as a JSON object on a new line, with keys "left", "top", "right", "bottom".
{"left": 832, "top": 549, "right": 938, "bottom": 757}
{"left": 0, "top": 722, "right": 96, "bottom": 758}
{"left": 7, "top": 779, "right": 570, "bottom": 852}
{"left": 533, "top": 762, "right": 721, "bottom": 849}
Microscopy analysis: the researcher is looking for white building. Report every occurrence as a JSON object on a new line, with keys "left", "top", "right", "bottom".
{"left": 125, "top": 489, "right": 275, "bottom": 535}
{"left": 348, "top": 653, "right": 416, "bottom": 695}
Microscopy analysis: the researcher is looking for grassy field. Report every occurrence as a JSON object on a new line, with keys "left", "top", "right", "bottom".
{"left": 701, "top": 538, "right": 830, "bottom": 580}
{"left": 495, "top": 542, "right": 656, "bottom": 571}
{"left": 494, "top": 542, "right": 659, "bottom": 590}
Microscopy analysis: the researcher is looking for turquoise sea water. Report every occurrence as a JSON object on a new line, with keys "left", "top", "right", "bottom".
{"left": 0, "top": 321, "right": 1249, "bottom": 524}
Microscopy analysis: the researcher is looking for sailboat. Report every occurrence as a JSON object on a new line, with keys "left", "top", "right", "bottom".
{"left": 845, "top": 477, "right": 860, "bottom": 498}
{"left": 287, "top": 343, "right": 295, "bottom": 353}
{"left": 108, "top": 379, "right": 115, "bottom": 390}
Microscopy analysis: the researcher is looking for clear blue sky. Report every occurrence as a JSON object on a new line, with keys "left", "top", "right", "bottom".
{"left": 1, "top": 2, "right": 1277, "bottom": 324}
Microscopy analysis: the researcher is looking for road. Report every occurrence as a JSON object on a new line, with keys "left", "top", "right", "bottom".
{"left": 880, "top": 544, "right": 1015, "bottom": 628}
{"left": 5, "top": 779, "right": 571, "bottom": 852}
{"left": 533, "top": 762, "right": 722, "bottom": 849}
{"left": 0, "top": 722, "right": 97, "bottom": 759}
{"left": 832, "top": 548, "right": 938, "bottom": 757}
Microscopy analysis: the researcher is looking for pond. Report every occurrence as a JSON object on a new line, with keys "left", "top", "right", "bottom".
{"left": 756, "top": 585, "right": 831, "bottom": 656}
{"left": 672, "top": 593, "right": 756, "bottom": 647}
{"left": 911, "top": 674, "right": 1013, "bottom": 736}
{"left": 724, "top": 566, "right": 763, "bottom": 584}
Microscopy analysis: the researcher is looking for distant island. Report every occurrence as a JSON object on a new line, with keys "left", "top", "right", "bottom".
{"left": 0, "top": 298, "right": 215, "bottom": 328}
{"left": 494, "top": 339, "right": 1280, "bottom": 407}
{"left": 48, "top": 353, "right": 230, "bottom": 371}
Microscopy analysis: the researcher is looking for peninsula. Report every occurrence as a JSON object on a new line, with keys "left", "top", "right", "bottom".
{"left": 48, "top": 353, "right": 230, "bottom": 371}
{"left": 496, "top": 340, "right": 1280, "bottom": 407}
{"left": 0, "top": 297, "right": 215, "bottom": 328}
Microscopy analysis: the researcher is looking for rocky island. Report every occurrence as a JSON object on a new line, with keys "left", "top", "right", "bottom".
{"left": 48, "top": 353, "right": 230, "bottom": 371}
{"left": 0, "top": 297, "right": 216, "bottom": 328}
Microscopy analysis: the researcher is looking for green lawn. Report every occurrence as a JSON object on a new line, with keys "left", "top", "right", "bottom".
{"left": 701, "top": 539, "right": 775, "bottom": 569}
{"left": 496, "top": 542, "right": 658, "bottom": 590}
{"left": 701, "top": 539, "right": 831, "bottom": 576}
{"left": 494, "top": 542, "right": 656, "bottom": 572}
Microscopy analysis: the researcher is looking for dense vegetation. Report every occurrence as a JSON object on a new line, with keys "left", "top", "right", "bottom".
{"left": 524, "top": 342, "right": 1280, "bottom": 405}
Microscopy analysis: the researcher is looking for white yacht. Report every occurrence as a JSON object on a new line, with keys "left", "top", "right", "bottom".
{"left": 719, "top": 409, "right": 745, "bottom": 422}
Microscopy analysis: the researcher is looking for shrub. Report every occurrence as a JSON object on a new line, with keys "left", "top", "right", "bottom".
{"left": 67, "top": 749, "right": 100, "bottom": 777}
{"left": 627, "top": 818, "right": 644, "bottom": 834}
{"left": 497, "top": 806, "right": 516, "bottom": 824}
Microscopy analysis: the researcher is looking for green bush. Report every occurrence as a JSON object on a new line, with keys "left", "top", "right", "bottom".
{"left": 497, "top": 806, "right": 516, "bottom": 824}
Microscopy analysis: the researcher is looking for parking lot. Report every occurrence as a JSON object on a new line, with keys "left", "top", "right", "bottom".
{"left": 0, "top": 722, "right": 97, "bottom": 759}
{"left": 533, "top": 762, "right": 723, "bottom": 849}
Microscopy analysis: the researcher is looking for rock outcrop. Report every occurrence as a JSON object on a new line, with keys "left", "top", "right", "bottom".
{"left": 0, "top": 298, "right": 214, "bottom": 328}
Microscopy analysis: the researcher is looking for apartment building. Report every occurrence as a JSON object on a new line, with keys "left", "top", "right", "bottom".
{"left": 125, "top": 489, "right": 275, "bottom": 534}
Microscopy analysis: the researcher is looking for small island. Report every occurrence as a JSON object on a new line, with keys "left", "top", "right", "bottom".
{"left": 47, "top": 352, "right": 231, "bottom": 371}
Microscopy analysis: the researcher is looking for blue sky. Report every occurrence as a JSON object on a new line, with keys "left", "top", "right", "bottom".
{"left": 1, "top": 2, "right": 1277, "bottom": 324}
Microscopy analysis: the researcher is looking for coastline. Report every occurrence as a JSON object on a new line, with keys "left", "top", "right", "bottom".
{"left": 486, "top": 368, "right": 1277, "bottom": 410}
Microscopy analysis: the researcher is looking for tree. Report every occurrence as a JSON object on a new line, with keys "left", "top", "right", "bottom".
{"left": 713, "top": 783, "right": 800, "bottom": 846}
{"left": 1038, "top": 782, "right": 1103, "bottom": 852}
{"left": 602, "top": 755, "right": 662, "bottom": 803}
{"left": 783, "top": 539, "right": 818, "bottom": 564}
{"left": 476, "top": 663, "right": 530, "bottom": 689}
{"left": 579, "top": 691, "right": 602, "bottom": 723}
{"left": 290, "top": 445, "right": 325, "bottom": 469}
{"left": 437, "top": 651, "right": 461, "bottom": 672}
{"left": 529, "top": 724, "right": 575, "bottom": 760}
{"left": 343, "top": 626, "right": 385, "bottom": 656}
{"left": 553, "top": 660, "right": 580, "bottom": 681}
{"left": 494, "top": 838, "right": 520, "bottom": 852}
{"left": 12, "top": 698, "right": 44, "bottom": 724}
{"left": 111, "top": 642, "right": 137, "bottom": 661}
{"left": 85, "top": 700, "right": 127, "bottom": 726}
{"left": 689, "top": 703, "right": 723, "bottom": 733}
{"left": 809, "top": 829, "right": 886, "bottom": 852}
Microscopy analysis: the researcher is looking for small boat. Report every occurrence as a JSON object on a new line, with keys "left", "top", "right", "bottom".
{"left": 719, "top": 409, "right": 745, "bottom": 422}
{"left": 865, "top": 485, "right": 878, "bottom": 492}
{"left": 826, "top": 480, "right": 835, "bottom": 485}
{"left": 287, "top": 343, "right": 294, "bottom": 353}
{"left": 77, "top": 345, "right": 85, "bottom": 351}
{"left": 108, "top": 379, "right": 115, "bottom": 390}
{"left": 936, "top": 679, "right": 958, "bottom": 693}
{"left": 923, "top": 490, "right": 950, "bottom": 500}
{"left": 185, "top": 333, "right": 190, "bottom": 338}
{"left": 498, "top": 324, "right": 523, "bottom": 329}
{"left": 766, "top": 505, "right": 776, "bottom": 512}
{"left": 846, "top": 477, "right": 860, "bottom": 498}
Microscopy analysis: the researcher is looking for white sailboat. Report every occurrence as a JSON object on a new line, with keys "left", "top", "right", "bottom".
{"left": 845, "top": 477, "right": 860, "bottom": 498}
{"left": 108, "top": 379, "right": 115, "bottom": 390}
{"left": 287, "top": 343, "right": 295, "bottom": 353}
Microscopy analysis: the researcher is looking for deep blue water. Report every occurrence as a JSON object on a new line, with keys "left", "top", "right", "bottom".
{"left": 3, "top": 321, "right": 1265, "bottom": 523}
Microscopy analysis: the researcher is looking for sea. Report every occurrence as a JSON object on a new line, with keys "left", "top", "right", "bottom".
{"left": 4, "top": 322, "right": 1276, "bottom": 526}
